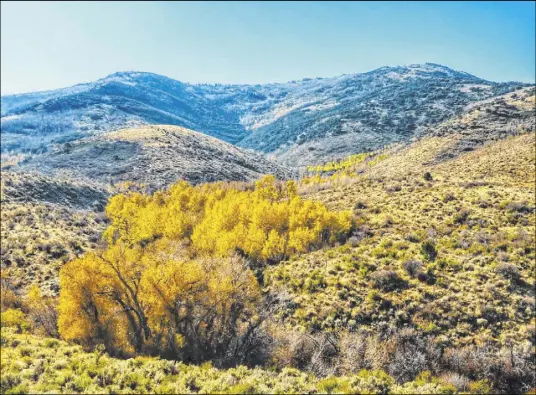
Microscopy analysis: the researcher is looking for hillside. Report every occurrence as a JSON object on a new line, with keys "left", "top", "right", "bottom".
{"left": 1, "top": 124, "right": 291, "bottom": 295}
{"left": 268, "top": 91, "right": 535, "bottom": 351}
{"left": 1, "top": 85, "right": 534, "bottom": 395}
{"left": 17, "top": 125, "right": 293, "bottom": 191}
{"left": 271, "top": 132, "right": 535, "bottom": 342}
{"left": 2, "top": 130, "right": 534, "bottom": 394}
{"left": 1, "top": 64, "right": 528, "bottom": 164}
{"left": 1, "top": 328, "right": 462, "bottom": 395}
{"left": 1, "top": 171, "right": 108, "bottom": 294}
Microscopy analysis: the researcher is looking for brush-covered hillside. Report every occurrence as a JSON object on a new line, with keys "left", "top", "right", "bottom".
{"left": 2, "top": 138, "right": 535, "bottom": 394}
{"left": 16, "top": 125, "right": 293, "bottom": 191}
{"left": 1, "top": 89, "right": 535, "bottom": 395}
{"left": 1, "top": 171, "right": 108, "bottom": 294}
{"left": 269, "top": 133, "right": 535, "bottom": 344}
{"left": 1, "top": 124, "right": 291, "bottom": 294}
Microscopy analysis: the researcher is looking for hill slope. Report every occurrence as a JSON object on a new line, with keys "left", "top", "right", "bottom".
{"left": 17, "top": 125, "right": 293, "bottom": 191}
{"left": 1, "top": 92, "right": 534, "bottom": 393}
{"left": 270, "top": 130, "right": 535, "bottom": 344}
{"left": 1, "top": 64, "right": 528, "bottom": 164}
{"left": 1, "top": 125, "right": 291, "bottom": 294}
{"left": 1, "top": 171, "right": 107, "bottom": 294}
{"left": 2, "top": 132, "right": 534, "bottom": 394}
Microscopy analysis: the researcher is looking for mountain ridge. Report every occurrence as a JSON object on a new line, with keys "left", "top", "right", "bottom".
{"left": 1, "top": 63, "right": 488, "bottom": 98}
{"left": 1, "top": 63, "right": 531, "bottom": 165}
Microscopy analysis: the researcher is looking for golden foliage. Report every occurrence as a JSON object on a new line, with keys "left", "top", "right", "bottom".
{"left": 1, "top": 309, "right": 29, "bottom": 333}
{"left": 103, "top": 175, "right": 353, "bottom": 262}
{"left": 59, "top": 176, "right": 351, "bottom": 359}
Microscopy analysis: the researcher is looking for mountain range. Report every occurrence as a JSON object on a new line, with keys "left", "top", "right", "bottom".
{"left": 1, "top": 61, "right": 535, "bottom": 394}
{"left": 2, "top": 63, "right": 530, "bottom": 166}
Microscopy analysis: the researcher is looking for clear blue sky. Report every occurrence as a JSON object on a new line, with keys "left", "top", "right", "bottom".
{"left": 1, "top": 1, "right": 534, "bottom": 95}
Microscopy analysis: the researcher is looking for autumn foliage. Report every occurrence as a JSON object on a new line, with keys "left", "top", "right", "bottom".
{"left": 102, "top": 176, "right": 352, "bottom": 262}
{"left": 58, "top": 176, "right": 353, "bottom": 362}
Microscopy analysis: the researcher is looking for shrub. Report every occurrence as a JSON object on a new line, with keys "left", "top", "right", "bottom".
{"left": 26, "top": 284, "right": 58, "bottom": 337}
{"left": 442, "top": 192, "right": 456, "bottom": 203}
{"left": 1, "top": 309, "right": 29, "bottom": 333}
{"left": 317, "top": 377, "right": 347, "bottom": 394}
{"left": 440, "top": 373, "right": 470, "bottom": 392}
{"left": 417, "top": 272, "right": 430, "bottom": 283}
{"left": 348, "top": 236, "right": 360, "bottom": 247}
{"left": 403, "top": 260, "right": 423, "bottom": 277}
{"left": 495, "top": 263, "right": 521, "bottom": 282}
{"left": 0, "top": 373, "right": 22, "bottom": 394}
{"left": 505, "top": 201, "right": 533, "bottom": 214}
{"left": 421, "top": 240, "right": 437, "bottom": 261}
{"left": 226, "top": 383, "right": 258, "bottom": 394}
{"left": 469, "top": 379, "right": 493, "bottom": 394}
{"left": 367, "top": 290, "right": 383, "bottom": 303}
{"left": 43, "top": 339, "right": 59, "bottom": 348}
{"left": 370, "top": 270, "right": 404, "bottom": 291}
{"left": 354, "top": 201, "right": 367, "bottom": 210}
{"left": 453, "top": 208, "right": 471, "bottom": 224}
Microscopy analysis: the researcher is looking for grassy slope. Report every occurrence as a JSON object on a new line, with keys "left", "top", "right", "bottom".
{"left": 1, "top": 90, "right": 534, "bottom": 394}
{"left": 1, "top": 133, "right": 533, "bottom": 395}
{"left": 266, "top": 132, "right": 535, "bottom": 348}
{"left": 1, "top": 171, "right": 108, "bottom": 294}
{"left": 19, "top": 125, "right": 294, "bottom": 191}
{"left": 0, "top": 328, "right": 455, "bottom": 394}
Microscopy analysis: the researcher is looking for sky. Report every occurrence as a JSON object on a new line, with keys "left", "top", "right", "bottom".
{"left": 1, "top": 1, "right": 535, "bottom": 95}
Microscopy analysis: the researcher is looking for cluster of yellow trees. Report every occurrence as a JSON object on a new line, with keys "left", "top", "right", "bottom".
{"left": 306, "top": 153, "right": 371, "bottom": 173}
{"left": 101, "top": 176, "right": 352, "bottom": 262}
{"left": 58, "top": 176, "right": 353, "bottom": 361}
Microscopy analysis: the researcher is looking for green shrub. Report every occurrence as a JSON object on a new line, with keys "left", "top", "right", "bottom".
{"left": 43, "top": 339, "right": 59, "bottom": 348}
{"left": 226, "top": 383, "right": 258, "bottom": 394}
{"left": 370, "top": 270, "right": 405, "bottom": 291}
{"left": 421, "top": 240, "right": 438, "bottom": 261}
{"left": 495, "top": 263, "right": 520, "bottom": 281}
{"left": 317, "top": 377, "right": 349, "bottom": 394}
{"left": 0, "top": 373, "right": 22, "bottom": 394}
{"left": 453, "top": 208, "right": 471, "bottom": 224}
{"left": 468, "top": 379, "right": 492, "bottom": 394}
{"left": 403, "top": 260, "right": 423, "bottom": 277}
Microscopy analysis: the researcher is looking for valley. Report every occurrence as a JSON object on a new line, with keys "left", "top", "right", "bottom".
{"left": 1, "top": 67, "right": 535, "bottom": 394}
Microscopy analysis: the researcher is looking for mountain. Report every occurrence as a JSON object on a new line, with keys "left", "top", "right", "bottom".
{"left": 2, "top": 86, "right": 534, "bottom": 393}
{"left": 235, "top": 64, "right": 528, "bottom": 165}
{"left": 1, "top": 64, "right": 529, "bottom": 164}
{"left": 16, "top": 125, "right": 293, "bottom": 191}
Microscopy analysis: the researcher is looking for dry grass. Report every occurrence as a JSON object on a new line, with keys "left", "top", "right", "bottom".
{"left": 1, "top": 171, "right": 108, "bottom": 295}
{"left": 18, "top": 125, "right": 294, "bottom": 192}
{"left": 267, "top": 133, "right": 535, "bottom": 349}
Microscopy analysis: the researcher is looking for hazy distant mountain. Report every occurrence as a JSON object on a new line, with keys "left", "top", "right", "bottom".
{"left": 1, "top": 63, "right": 529, "bottom": 164}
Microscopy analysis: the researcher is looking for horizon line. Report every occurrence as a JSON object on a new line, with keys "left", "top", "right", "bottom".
{"left": 2, "top": 62, "right": 533, "bottom": 97}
